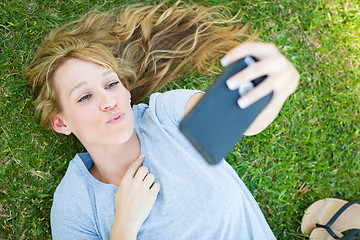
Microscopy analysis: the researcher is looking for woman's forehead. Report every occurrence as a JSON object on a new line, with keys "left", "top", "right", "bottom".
{"left": 53, "top": 58, "right": 115, "bottom": 92}
{"left": 55, "top": 58, "right": 113, "bottom": 80}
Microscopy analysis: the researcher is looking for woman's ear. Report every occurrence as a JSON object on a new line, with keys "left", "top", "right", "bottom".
{"left": 50, "top": 114, "right": 71, "bottom": 135}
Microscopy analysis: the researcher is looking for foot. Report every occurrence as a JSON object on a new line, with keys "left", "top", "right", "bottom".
{"left": 301, "top": 198, "right": 360, "bottom": 235}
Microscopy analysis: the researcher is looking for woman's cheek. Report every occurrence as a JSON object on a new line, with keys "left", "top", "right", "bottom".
{"left": 75, "top": 104, "right": 98, "bottom": 122}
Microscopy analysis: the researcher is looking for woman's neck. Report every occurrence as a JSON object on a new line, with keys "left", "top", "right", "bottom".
{"left": 87, "top": 130, "right": 141, "bottom": 186}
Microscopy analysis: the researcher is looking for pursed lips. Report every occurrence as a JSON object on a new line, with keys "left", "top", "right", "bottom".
{"left": 107, "top": 111, "right": 125, "bottom": 124}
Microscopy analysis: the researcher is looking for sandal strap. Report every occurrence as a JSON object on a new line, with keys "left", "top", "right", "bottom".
{"left": 316, "top": 200, "right": 360, "bottom": 240}
{"left": 316, "top": 223, "right": 341, "bottom": 239}
{"left": 326, "top": 201, "right": 360, "bottom": 227}
{"left": 341, "top": 229, "right": 360, "bottom": 240}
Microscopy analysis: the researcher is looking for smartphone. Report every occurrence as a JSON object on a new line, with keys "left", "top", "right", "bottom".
{"left": 179, "top": 56, "right": 273, "bottom": 164}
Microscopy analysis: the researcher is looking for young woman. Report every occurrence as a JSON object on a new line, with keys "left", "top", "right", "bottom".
{"left": 25, "top": 2, "right": 299, "bottom": 239}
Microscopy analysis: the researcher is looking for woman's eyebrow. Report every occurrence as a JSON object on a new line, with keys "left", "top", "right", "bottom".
{"left": 103, "top": 69, "right": 115, "bottom": 76}
{"left": 69, "top": 70, "right": 115, "bottom": 96}
{"left": 69, "top": 81, "right": 86, "bottom": 96}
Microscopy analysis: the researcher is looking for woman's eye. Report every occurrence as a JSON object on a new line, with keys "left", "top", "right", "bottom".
{"left": 105, "top": 81, "right": 120, "bottom": 89}
{"left": 78, "top": 94, "right": 91, "bottom": 103}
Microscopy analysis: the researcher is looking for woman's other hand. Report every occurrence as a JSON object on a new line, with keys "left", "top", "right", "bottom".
{"left": 221, "top": 41, "right": 300, "bottom": 135}
{"left": 110, "top": 155, "right": 160, "bottom": 240}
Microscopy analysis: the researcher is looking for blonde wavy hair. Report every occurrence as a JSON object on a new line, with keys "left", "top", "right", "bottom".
{"left": 25, "top": 1, "right": 256, "bottom": 128}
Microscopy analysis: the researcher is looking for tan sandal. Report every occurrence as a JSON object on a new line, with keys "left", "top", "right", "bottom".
{"left": 301, "top": 198, "right": 360, "bottom": 239}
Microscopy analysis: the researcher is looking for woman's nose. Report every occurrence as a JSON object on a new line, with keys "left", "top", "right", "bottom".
{"left": 100, "top": 91, "right": 116, "bottom": 111}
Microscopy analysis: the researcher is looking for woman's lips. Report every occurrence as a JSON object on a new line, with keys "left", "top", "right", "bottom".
{"left": 107, "top": 112, "right": 125, "bottom": 124}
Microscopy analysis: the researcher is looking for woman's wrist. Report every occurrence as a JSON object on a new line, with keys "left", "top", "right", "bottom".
{"left": 110, "top": 214, "right": 138, "bottom": 240}
{"left": 110, "top": 230, "right": 136, "bottom": 240}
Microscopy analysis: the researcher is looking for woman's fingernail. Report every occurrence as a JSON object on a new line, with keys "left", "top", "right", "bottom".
{"left": 139, "top": 154, "right": 145, "bottom": 159}
{"left": 226, "top": 78, "right": 236, "bottom": 90}
{"left": 237, "top": 98, "right": 248, "bottom": 109}
{"left": 221, "top": 57, "right": 228, "bottom": 67}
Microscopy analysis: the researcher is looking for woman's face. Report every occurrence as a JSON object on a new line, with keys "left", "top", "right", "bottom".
{"left": 51, "top": 58, "right": 134, "bottom": 147}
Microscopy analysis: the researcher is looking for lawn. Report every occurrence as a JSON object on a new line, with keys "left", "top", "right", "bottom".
{"left": 0, "top": 0, "right": 359, "bottom": 239}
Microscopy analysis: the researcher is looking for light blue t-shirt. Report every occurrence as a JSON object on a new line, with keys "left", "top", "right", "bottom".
{"left": 51, "top": 89, "right": 276, "bottom": 240}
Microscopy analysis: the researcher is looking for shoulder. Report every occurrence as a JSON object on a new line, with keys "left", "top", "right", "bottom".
{"left": 149, "top": 89, "right": 202, "bottom": 107}
{"left": 150, "top": 89, "right": 203, "bottom": 123}
{"left": 53, "top": 153, "right": 93, "bottom": 198}
{"left": 50, "top": 154, "right": 98, "bottom": 238}
{"left": 133, "top": 89, "right": 203, "bottom": 128}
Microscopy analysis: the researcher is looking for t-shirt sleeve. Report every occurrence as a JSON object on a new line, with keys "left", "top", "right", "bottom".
{"left": 50, "top": 166, "right": 100, "bottom": 240}
{"left": 148, "top": 89, "right": 203, "bottom": 127}
{"left": 51, "top": 193, "right": 100, "bottom": 240}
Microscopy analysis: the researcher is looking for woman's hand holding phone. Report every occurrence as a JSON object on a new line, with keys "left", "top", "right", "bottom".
{"left": 221, "top": 42, "right": 300, "bottom": 135}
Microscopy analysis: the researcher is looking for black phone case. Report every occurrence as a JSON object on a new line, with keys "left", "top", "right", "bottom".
{"left": 179, "top": 56, "right": 273, "bottom": 164}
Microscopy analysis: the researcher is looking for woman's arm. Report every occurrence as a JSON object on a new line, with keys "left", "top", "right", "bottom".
{"left": 185, "top": 41, "right": 299, "bottom": 136}
{"left": 110, "top": 155, "right": 160, "bottom": 240}
{"left": 184, "top": 93, "right": 204, "bottom": 116}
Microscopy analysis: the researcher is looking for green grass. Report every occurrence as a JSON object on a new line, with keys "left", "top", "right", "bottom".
{"left": 0, "top": 0, "right": 359, "bottom": 239}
